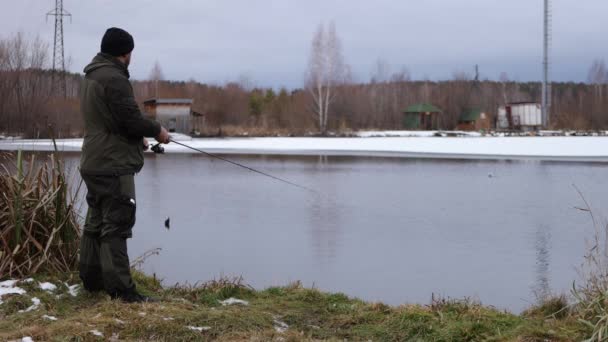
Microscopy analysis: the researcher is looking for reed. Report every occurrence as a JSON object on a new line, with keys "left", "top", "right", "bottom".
{"left": 0, "top": 151, "right": 81, "bottom": 278}
{"left": 570, "top": 185, "right": 608, "bottom": 341}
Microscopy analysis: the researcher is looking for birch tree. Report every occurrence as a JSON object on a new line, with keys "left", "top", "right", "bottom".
{"left": 588, "top": 59, "right": 607, "bottom": 101}
{"left": 149, "top": 60, "right": 164, "bottom": 98}
{"left": 305, "top": 21, "right": 347, "bottom": 134}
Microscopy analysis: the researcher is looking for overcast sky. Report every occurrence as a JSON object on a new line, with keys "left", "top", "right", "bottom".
{"left": 1, "top": 0, "right": 607, "bottom": 88}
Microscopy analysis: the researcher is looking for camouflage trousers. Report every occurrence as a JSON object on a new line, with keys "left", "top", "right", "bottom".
{"left": 79, "top": 173, "right": 137, "bottom": 296}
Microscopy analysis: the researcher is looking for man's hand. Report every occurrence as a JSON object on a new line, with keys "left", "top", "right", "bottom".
{"left": 155, "top": 126, "right": 170, "bottom": 144}
{"left": 143, "top": 137, "right": 149, "bottom": 151}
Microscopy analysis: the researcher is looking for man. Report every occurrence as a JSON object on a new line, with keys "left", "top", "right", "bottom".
{"left": 79, "top": 27, "right": 169, "bottom": 302}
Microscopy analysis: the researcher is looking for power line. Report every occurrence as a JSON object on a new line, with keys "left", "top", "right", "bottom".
{"left": 542, "top": 0, "right": 552, "bottom": 128}
{"left": 47, "top": 0, "right": 71, "bottom": 98}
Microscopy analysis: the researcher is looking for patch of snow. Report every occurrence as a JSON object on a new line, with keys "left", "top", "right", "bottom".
{"left": 163, "top": 317, "right": 174, "bottom": 321}
{"left": 89, "top": 329, "right": 104, "bottom": 337}
{"left": 64, "top": 283, "right": 79, "bottom": 297}
{"left": 187, "top": 326, "right": 211, "bottom": 332}
{"left": 21, "top": 337, "right": 34, "bottom": 342}
{"left": 219, "top": 297, "right": 249, "bottom": 306}
{"left": 273, "top": 318, "right": 289, "bottom": 333}
{"left": 42, "top": 314, "right": 58, "bottom": 321}
{"left": 0, "top": 285, "right": 26, "bottom": 301}
{"left": 1, "top": 279, "right": 19, "bottom": 287}
{"left": 39, "top": 282, "right": 57, "bottom": 292}
{"left": 22, "top": 278, "right": 34, "bottom": 283}
{"left": 19, "top": 297, "right": 41, "bottom": 313}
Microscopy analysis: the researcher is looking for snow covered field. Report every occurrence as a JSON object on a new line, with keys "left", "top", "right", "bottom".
{"left": 1, "top": 134, "right": 608, "bottom": 162}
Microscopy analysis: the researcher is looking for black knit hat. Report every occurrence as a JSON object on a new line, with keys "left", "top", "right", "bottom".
{"left": 101, "top": 27, "right": 134, "bottom": 57}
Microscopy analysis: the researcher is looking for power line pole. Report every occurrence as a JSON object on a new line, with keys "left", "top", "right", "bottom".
{"left": 541, "top": 0, "right": 551, "bottom": 128}
{"left": 47, "top": 0, "right": 71, "bottom": 98}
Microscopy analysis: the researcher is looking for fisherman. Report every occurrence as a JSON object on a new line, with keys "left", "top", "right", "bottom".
{"left": 79, "top": 27, "right": 170, "bottom": 302}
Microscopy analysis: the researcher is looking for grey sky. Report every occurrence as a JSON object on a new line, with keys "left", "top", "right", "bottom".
{"left": 1, "top": 0, "right": 607, "bottom": 88}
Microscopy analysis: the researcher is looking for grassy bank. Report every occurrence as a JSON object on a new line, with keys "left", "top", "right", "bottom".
{"left": 0, "top": 271, "right": 587, "bottom": 341}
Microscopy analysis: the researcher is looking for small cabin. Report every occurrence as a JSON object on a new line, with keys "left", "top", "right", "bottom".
{"left": 403, "top": 103, "right": 442, "bottom": 130}
{"left": 497, "top": 102, "right": 542, "bottom": 131}
{"left": 457, "top": 109, "right": 491, "bottom": 131}
{"left": 143, "top": 98, "right": 197, "bottom": 133}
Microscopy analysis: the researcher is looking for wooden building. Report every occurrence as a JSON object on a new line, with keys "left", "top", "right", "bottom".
{"left": 457, "top": 109, "right": 491, "bottom": 131}
{"left": 403, "top": 103, "right": 442, "bottom": 130}
{"left": 143, "top": 98, "right": 197, "bottom": 133}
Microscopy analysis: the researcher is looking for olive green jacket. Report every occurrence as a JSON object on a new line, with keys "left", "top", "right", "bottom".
{"left": 80, "top": 53, "right": 160, "bottom": 175}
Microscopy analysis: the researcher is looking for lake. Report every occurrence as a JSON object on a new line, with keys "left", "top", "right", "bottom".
{"left": 64, "top": 153, "right": 606, "bottom": 313}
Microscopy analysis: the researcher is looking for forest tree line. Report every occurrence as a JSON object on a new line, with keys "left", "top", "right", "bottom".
{"left": 1, "top": 32, "right": 608, "bottom": 138}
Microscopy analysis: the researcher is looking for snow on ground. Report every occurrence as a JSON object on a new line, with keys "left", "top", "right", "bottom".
{"left": 39, "top": 282, "right": 57, "bottom": 292}
{"left": 2, "top": 133, "right": 608, "bottom": 162}
{"left": 187, "top": 326, "right": 211, "bottom": 332}
{"left": 42, "top": 314, "right": 58, "bottom": 321}
{"left": 273, "top": 318, "right": 289, "bottom": 333}
{"left": 0, "top": 280, "right": 26, "bottom": 305}
{"left": 18, "top": 297, "right": 40, "bottom": 313}
{"left": 219, "top": 298, "right": 249, "bottom": 306}
{"left": 89, "top": 330, "right": 104, "bottom": 337}
{"left": 65, "top": 283, "right": 79, "bottom": 297}
{"left": 0, "top": 280, "right": 19, "bottom": 288}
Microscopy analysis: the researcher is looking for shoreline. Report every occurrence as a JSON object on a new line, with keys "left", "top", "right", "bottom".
{"left": 0, "top": 271, "right": 583, "bottom": 341}
{"left": 1, "top": 135, "right": 608, "bottom": 162}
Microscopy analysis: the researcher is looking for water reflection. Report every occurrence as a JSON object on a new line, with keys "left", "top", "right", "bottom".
{"left": 308, "top": 196, "right": 342, "bottom": 263}
{"left": 534, "top": 224, "right": 552, "bottom": 299}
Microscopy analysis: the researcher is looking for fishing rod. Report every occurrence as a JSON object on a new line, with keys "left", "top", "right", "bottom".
{"left": 152, "top": 139, "right": 317, "bottom": 194}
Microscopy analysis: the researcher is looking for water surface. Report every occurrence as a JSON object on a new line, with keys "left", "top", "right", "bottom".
{"left": 66, "top": 153, "right": 607, "bottom": 312}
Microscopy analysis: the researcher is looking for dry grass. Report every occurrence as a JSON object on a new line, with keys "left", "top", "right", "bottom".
{"left": 0, "top": 271, "right": 586, "bottom": 341}
{"left": 569, "top": 185, "right": 608, "bottom": 341}
{"left": 0, "top": 151, "right": 81, "bottom": 278}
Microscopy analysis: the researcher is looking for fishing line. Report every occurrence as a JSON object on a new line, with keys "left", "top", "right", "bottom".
{"left": 165, "top": 139, "right": 319, "bottom": 194}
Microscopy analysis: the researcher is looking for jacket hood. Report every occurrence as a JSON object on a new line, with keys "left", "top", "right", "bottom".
{"left": 83, "top": 53, "right": 129, "bottom": 78}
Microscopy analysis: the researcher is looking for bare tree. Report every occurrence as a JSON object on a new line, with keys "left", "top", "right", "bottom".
{"left": 371, "top": 58, "right": 390, "bottom": 83}
{"left": 587, "top": 59, "right": 608, "bottom": 126}
{"left": 588, "top": 59, "right": 607, "bottom": 100}
{"left": 499, "top": 72, "right": 510, "bottom": 104}
{"left": 149, "top": 60, "right": 164, "bottom": 98}
{"left": 305, "top": 21, "right": 348, "bottom": 134}
{"left": 1, "top": 33, "right": 50, "bottom": 136}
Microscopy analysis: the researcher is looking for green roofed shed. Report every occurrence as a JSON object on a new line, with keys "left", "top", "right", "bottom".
{"left": 459, "top": 108, "right": 483, "bottom": 122}
{"left": 457, "top": 108, "right": 491, "bottom": 131}
{"left": 403, "top": 103, "right": 442, "bottom": 130}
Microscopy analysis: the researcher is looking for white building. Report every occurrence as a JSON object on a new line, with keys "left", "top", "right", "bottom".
{"left": 497, "top": 102, "right": 542, "bottom": 131}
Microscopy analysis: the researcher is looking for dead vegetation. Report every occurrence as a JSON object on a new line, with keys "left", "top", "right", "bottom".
{"left": 0, "top": 151, "right": 81, "bottom": 278}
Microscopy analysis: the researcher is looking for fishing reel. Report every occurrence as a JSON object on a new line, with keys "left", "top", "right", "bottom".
{"left": 151, "top": 143, "right": 165, "bottom": 154}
